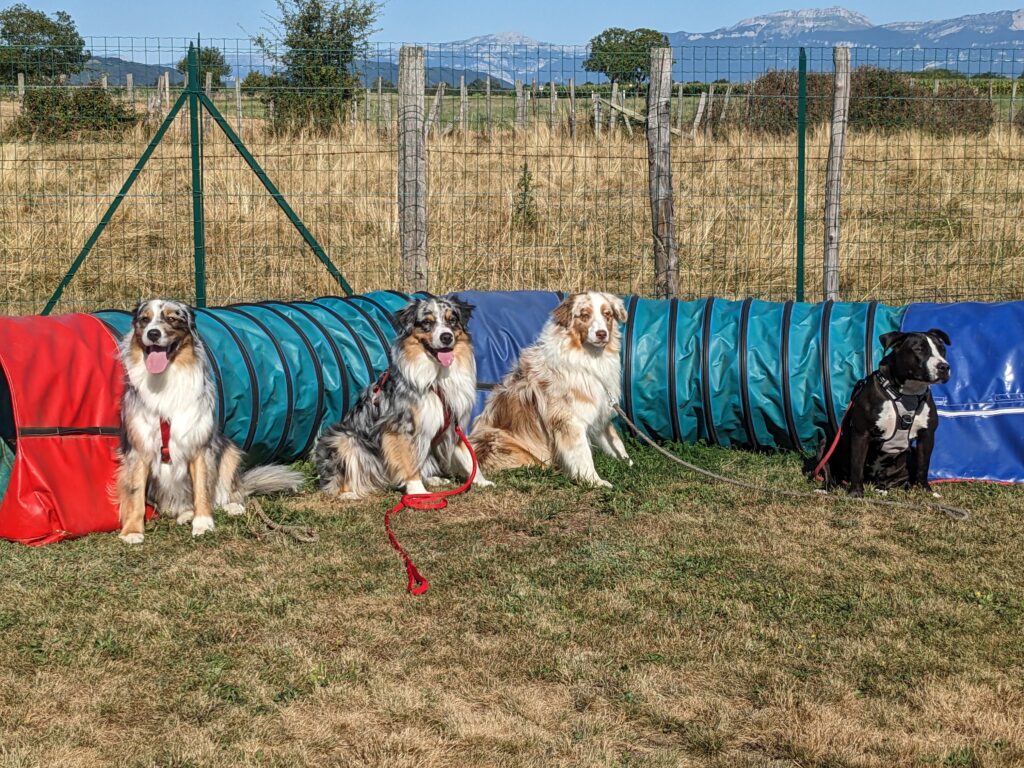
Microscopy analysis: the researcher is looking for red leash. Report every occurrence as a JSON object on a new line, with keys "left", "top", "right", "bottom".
{"left": 384, "top": 424, "right": 477, "bottom": 596}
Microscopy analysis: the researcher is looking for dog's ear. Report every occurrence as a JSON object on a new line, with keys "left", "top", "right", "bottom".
{"left": 879, "top": 331, "right": 906, "bottom": 350}
{"left": 450, "top": 296, "right": 475, "bottom": 324}
{"left": 130, "top": 300, "right": 145, "bottom": 323}
{"left": 927, "top": 328, "right": 951, "bottom": 346}
{"left": 605, "top": 293, "right": 627, "bottom": 322}
{"left": 184, "top": 304, "right": 199, "bottom": 340}
{"left": 552, "top": 295, "right": 577, "bottom": 328}
{"left": 396, "top": 300, "right": 421, "bottom": 330}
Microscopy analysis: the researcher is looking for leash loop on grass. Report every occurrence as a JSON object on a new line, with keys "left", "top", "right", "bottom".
{"left": 612, "top": 404, "right": 970, "bottom": 523}
{"left": 247, "top": 498, "right": 320, "bottom": 543}
{"left": 385, "top": 424, "right": 478, "bottom": 596}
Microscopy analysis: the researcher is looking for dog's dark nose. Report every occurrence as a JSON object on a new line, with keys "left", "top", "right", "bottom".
{"left": 937, "top": 362, "right": 950, "bottom": 376}
{"left": 439, "top": 331, "right": 454, "bottom": 347}
{"left": 146, "top": 329, "right": 161, "bottom": 343}
{"left": 596, "top": 329, "right": 608, "bottom": 341}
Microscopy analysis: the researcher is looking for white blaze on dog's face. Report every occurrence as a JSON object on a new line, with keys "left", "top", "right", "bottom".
{"left": 130, "top": 299, "right": 197, "bottom": 375}
{"left": 880, "top": 328, "right": 952, "bottom": 385}
{"left": 553, "top": 291, "right": 628, "bottom": 352}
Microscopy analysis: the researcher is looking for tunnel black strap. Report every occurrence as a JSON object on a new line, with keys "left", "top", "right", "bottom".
{"left": 258, "top": 303, "right": 326, "bottom": 459}
{"left": 304, "top": 302, "right": 375, "bottom": 391}
{"left": 197, "top": 309, "right": 261, "bottom": 454}
{"left": 780, "top": 300, "right": 802, "bottom": 452}
{"left": 338, "top": 298, "right": 395, "bottom": 365}
{"left": 19, "top": 426, "right": 120, "bottom": 437}
{"left": 622, "top": 295, "right": 640, "bottom": 428}
{"left": 738, "top": 297, "right": 758, "bottom": 449}
{"left": 286, "top": 303, "right": 351, "bottom": 419}
{"left": 221, "top": 307, "right": 294, "bottom": 462}
{"left": 865, "top": 300, "right": 879, "bottom": 376}
{"left": 699, "top": 297, "right": 720, "bottom": 446}
{"left": 820, "top": 300, "right": 838, "bottom": 435}
{"left": 666, "top": 298, "right": 682, "bottom": 444}
{"left": 355, "top": 294, "right": 403, "bottom": 334}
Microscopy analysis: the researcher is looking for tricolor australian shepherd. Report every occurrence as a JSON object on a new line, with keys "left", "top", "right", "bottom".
{"left": 314, "top": 297, "right": 493, "bottom": 498}
{"left": 470, "top": 291, "right": 632, "bottom": 487}
{"left": 116, "top": 300, "right": 304, "bottom": 544}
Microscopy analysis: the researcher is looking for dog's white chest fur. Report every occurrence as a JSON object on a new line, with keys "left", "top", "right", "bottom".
{"left": 874, "top": 399, "right": 930, "bottom": 454}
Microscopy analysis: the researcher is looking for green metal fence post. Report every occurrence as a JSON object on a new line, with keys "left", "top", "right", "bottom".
{"left": 187, "top": 42, "right": 207, "bottom": 307}
{"left": 42, "top": 92, "right": 188, "bottom": 315}
{"left": 198, "top": 92, "right": 354, "bottom": 296}
{"left": 795, "top": 47, "right": 807, "bottom": 303}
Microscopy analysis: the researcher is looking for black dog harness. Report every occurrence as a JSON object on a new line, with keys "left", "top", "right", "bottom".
{"left": 873, "top": 372, "right": 927, "bottom": 453}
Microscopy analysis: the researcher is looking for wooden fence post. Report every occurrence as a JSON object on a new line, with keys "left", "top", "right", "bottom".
{"left": 719, "top": 85, "right": 733, "bottom": 126}
{"left": 17, "top": 72, "right": 25, "bottom": 102}
{"left": 398, "top": 46, "right": 428, "bottom": 291}
{"left": 485, "top": 76, "right": 492, "bottom": 138}
{"left": 549, "top": 80, "right": 557, "bottom": 130}
{"left": 425, "top": 81, "right": 445, "bottom": 138}
{"left": 1012, "top": 80, "right": 1018, "bottom": 125}
{"left": 609, "top": 81, "right": 618, "bottom": 132}
{"left": 648, "top": 48, "right": 677, "bottom": 299}
{"left": 459, "top": 75, "right": 468, "bottom": 133}
{"left": 101, "top": 73, "right": 108, "bottom": 90}
{"left": 569, "top": 78, "right": 576, "bottom": 139}
{"left": 823, "top": 46, "right": 851, "bottom": 302}
{"left": 676, "top": 82, "right": 684, "bottom": 134}
{"left": 532, "top": 80, "right": 538, "bottom": 121}
{"left": 126, "top": 72, "right": 134, "bottom": 104}
{"left": 691, "top": 91, "right": 707, "bottom": 140}
{"left": 381, "top": 80, "right": 393, "bottom": 136}
{"left": 514, "top": 79, "right": 525, "bottom": 131}
{"left": 592, "top": 92, "right": 601, "bottom": 137}
{"left": 704, "top": 84, "right": 715, "bottom": 137}
{"left": 163, "top": 72, "right": 171, "bottom": 109}
{"left": 234, "top": 77, "right": 243, "bottom": 127}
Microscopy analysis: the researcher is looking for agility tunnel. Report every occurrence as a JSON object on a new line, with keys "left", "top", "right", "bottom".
{"left": 0, "top": 290, "right": 1020, "bottom": 544}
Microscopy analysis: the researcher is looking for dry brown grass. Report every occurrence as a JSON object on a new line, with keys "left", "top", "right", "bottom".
{"left": 1, "top": 111, "right": 1022, "bottom": 315}
{"left": 0, "top": 445, "right": 1021, "bottom": 766}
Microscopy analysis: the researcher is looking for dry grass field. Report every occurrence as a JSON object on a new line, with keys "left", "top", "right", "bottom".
{"left": 1, "top": 100, "right": 1022, "bottom": 313}
{"left": 0, "top": 446, "right": 1021, "bottom": 767}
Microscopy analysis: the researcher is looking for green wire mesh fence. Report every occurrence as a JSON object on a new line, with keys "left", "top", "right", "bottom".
{"left": 0, "top": 39, "right": 1021, "bottom": 314}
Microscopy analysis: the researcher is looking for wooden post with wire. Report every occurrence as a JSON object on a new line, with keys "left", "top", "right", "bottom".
{"left": 398, "top": 46, "right": 428, "bottom": 291}
{"left": 647, "top": 48, "right": 677, "bottom": 299}
{"left": 823, "top": 46, "right": 851, "bottom": 302}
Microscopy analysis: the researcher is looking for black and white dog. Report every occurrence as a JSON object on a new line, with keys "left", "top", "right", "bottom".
{"left": 315, "top": 297, "right": 493, "bottom": 498}
{"left": 815, "top": 329, "right": 951, "bottom": 497}
{"left": 117, "top": 300, "right": 304, "bottom": 543}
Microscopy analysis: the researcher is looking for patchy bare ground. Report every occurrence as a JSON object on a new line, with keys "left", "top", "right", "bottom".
{"left": 0, "top": 441, "right": 1022, "bottom": 767}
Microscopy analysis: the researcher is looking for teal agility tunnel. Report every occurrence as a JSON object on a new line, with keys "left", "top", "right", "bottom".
{"left": 1, "top": 289, "right": 1020, "bottom": 544}
{"left": 95, "top": 291, "right": 426, "bottom": 466}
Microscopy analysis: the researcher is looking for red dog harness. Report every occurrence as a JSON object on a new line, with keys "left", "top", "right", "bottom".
{"left": 160, "top": 419, "right": 172, "bottom": 463}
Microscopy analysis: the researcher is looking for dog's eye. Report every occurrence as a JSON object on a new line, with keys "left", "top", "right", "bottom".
{"left": 419, "top": 319, "right": 434, "bottom": 331}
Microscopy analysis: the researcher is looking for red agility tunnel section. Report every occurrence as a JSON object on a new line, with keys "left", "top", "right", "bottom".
{"left": 0, "top": 314, "right": 124, "bottom": 545}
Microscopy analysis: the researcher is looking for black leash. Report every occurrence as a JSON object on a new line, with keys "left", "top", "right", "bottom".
{"left": 612, "top": 404, "right": 970, "bottom": 523}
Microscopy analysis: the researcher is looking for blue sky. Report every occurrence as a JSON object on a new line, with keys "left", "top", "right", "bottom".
{"left": 49, "top": 1, "right": 1019, "bottom": 43}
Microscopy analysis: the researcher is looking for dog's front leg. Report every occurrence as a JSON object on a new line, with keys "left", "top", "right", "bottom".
{"left": 118, "top": 454, "right": 149, "bottom": 544}
{"left": 598, "top": 422, "right": 633, "bottom": 467}
{"left": 554, "top": 419, "right": 611, "bottom": 488}
{"left": 445, "top": 434, "right": 494, "bottom": 489}
{"left": 383, "top": 432, "right": 428, "bottom": 495}
{"left": 914, "top": 429, "right": 935, "bottom": 494}
{"left": 847, "top": 432, "right": 870, "bottom": 498}
{"left": 189, "top": 453, "right": 215, "bottom": 537}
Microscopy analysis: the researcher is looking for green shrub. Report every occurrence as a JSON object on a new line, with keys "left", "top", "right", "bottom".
{"left": 7, "top": 85, "right": 140, "bottom": 139}
{"left": 848, "top": 66, "right": 918, "bottom": 131}
{"left": 919, "top": 81, "right": 995, "bottom": 136}
{"left": 741, "top": 70, "right": 832, "bottom": 134}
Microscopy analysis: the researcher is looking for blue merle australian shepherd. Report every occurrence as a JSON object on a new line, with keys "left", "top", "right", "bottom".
{"left": 315, "top": 297, "right": 493, "bottom": 499}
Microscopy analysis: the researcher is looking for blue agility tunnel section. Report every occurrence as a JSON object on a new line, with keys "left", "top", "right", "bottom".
{"left": 902, "top": 302, "right": 1024, "bottom": 483}
{"left": 96, "top": 291, "right": 424, "bottom": 464}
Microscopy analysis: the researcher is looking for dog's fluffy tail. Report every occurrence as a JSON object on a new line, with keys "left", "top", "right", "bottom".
{"left": 239, "top": 465, "right": 305, "bottom": 496}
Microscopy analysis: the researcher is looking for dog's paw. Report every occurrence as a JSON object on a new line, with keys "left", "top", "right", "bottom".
{"left": 932, "top": 491, "right": 943, "bottom": 499}
{"left": 848, "top": 488, "right": 864, "bottom": 499}
{"left": 423, "top": 476, "right": 453, "bottom": 488}
{"left": 585, "top": 477, "right": 613, "bottom": 489}
{"left": 175, "top": 510, "right": 194, "bottom": 525}
{"left": 625, "top": 458, "right": 634, "bottom": 467}
{"left": 191, "top": 516, "right": 215, "bottom": 537}
{"left": 473, "top": 476, "right": 495, "bottom": 489}
{"left": 404, "top": 480, "right": 428, "bottom": 496}
{"left": 874, "top": 488, "right": 889, "bottom": 497}
{"left": 223, "top": 501, "right": 246, "bottom": 516}
{"left": 119, "top": 532, "right": 144, "bottom": 545}
{"left": 335, "top": 491, "right": 362, "bottom": 501}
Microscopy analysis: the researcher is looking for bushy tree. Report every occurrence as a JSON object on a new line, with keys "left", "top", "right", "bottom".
{"left": 252, "top": 0, "right": 379, "bottom": 133}
{"left": 583, "top": 27, "right": 668, "bottom": 86}
{"left": 0, "top": 3, "right": 88, "bottom": 85}
{"left": 175, "top": 45, "right": 231, "bottom": 86}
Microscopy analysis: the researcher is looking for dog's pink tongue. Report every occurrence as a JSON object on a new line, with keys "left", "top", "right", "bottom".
{"left": 145, "top": 350, "right": 169, "bottom": 374}
{"left": 436, "top": 350, "right": 454, "bottom": 368}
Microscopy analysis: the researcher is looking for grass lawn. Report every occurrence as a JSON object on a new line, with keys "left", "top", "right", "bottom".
{"left": 0, "top": 440, "right": 1021, "bottom": 767}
